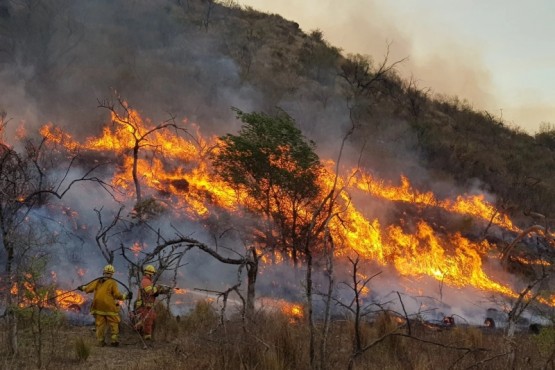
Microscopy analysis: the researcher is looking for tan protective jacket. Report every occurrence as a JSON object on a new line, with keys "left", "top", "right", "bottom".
{"left": 83, "top": 277, "right": 125, "bottom": 316}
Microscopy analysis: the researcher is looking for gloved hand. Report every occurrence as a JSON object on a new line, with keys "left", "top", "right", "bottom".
{"left": 127, "top": 291, "right": 133, "bottom": 301}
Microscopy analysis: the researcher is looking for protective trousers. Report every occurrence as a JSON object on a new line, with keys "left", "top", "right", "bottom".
{"left": 94, "top": 314, "right": 121, "bottom": 345}
{"left": 136, "top": 306, "right": 156, "bottom": 339}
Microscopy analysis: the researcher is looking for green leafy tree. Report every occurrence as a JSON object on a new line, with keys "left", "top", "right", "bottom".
{"left": 212, "top": 108, "right": 322, "bottom": 266}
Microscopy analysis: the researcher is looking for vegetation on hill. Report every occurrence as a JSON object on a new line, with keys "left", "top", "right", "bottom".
{"left": 0, "top": 0, "right": 554, "bottom": 369}
{"left": 0, "top": 0, "right": 553, "bottom": 221}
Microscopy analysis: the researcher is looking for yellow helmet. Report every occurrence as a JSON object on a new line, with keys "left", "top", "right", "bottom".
{"left": 143, "top": 265, "right": 156, "bottom": 275}
{"left": 103, "top": 264, "right": 115, "bottom": 275}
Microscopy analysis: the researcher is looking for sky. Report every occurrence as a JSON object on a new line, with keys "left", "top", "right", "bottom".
{"left": 239, "top": 0, "right": 555, "bottom": 134}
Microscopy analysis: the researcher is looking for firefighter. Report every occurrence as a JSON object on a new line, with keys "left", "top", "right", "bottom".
{"left": 78, "top": 264, "right": 131, "bottom": 347}
{"left": 133, "top": 264, "right": 170, "bottom": 341}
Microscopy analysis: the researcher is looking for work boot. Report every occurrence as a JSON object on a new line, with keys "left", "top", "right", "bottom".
{"left": 143, "top": 335, "right": 152, "bottom": 341}
{"left": 110, "top": 341, "right": 119, "bottom": 347}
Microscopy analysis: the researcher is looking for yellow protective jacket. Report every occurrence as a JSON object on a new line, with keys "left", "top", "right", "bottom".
{"left": 83, "top": 277, "right": 125, "bottom": 316}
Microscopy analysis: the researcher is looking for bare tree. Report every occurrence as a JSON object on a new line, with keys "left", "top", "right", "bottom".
{"left": 318, "top": 228, "right": 334, "bottom": 369}
{"left": 202, "top": 0, "right": 216, "bottom": 32}
{"left": 501, "top": 224, "right": 555, "bottom": 262}
{"left": 98, "top": 97, "right": 188, "bottom": 205}
{"left": 329, "top": 254, "right": 384, "bottom": 368}
{"left": 5, "top": 0, "right": 84, "bottom": 82}
{"left": 0, "top": 130, "right": 111, "bottom": 355}
{"left": 339, "top": 42, "right": 407, "bottom": 100}
{"left": 403, "top": 75, "right": 430, "bottom": 121}
{"left": 93, "top": 206, "right": 125, "bottom": 264}
{"left": 496, "top": 214, "right": 555, "bottom": 367}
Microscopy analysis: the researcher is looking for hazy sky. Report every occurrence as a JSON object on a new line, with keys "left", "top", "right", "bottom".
{"left": 240, "top": 0, "right": 555, "bottom": 134}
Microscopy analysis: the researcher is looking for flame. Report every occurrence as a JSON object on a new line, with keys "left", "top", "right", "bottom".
{"left": 509, "top": 256, "right": 551, "bottom": 267}
{"left": 287, "top": 303, "right": 304, "bottom": 319}
{"left": 259, "top": 297, "right": 304, "bottom": 321}
{"left": 16, "top": 124, "right": 26, "bottom": 140}
{"left": 131, "top": 242, "right": 144, "bottom": 257}
{"left": 40, "top": 123, "right": 80, "bottom": 153}
{"left": 10, "top": 281, "right": 85, "bottom": 310}
{"left": 327, "top": 198, "right": 516, "bottom": 297}
{"left": 351, "top": 172, "right": 519, "bottom": 232}
{"left": 9, "top": 272, "right": 86, "bottom": 311}
{"left": 54, "top": 290, "right": 86, "bottom": 310}
{"left": 36, "top": 108, "right": 554, "bottom": 306}
{"left": 42, "top": 109, "right": 240, "bottom": 217}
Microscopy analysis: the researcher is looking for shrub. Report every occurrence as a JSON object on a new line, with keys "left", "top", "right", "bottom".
{"left": 180, "top": 299, "right": 219, "bottom": 332}
{"left": 153, "top": 302, "right": 180, "bottom": 341}
{"left": 535, "top": 326, "right": 555, "bottom": 357}
{"left": 74, "top": 337, "right": 90, "bottom": 362}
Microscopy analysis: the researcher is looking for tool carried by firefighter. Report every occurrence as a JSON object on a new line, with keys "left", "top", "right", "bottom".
{"left": 130, "top": 265, "right": 172, "bottom": 341}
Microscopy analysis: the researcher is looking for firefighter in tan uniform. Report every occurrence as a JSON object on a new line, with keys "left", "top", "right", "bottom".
{"left": 134, "top": 265, "right": 169, "bottom": 340}
{"left": 78, "top": 264, "right": 131, "bottom": 347}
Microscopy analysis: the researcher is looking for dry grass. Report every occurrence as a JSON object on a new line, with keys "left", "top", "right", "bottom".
{"left": 1, "top": 303, "right": 554, "bottom": 369}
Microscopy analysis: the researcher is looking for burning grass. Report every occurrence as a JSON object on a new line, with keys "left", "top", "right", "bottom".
{"left": 30, "top": 108, "right": 555, "bottom": 307}
{"left": 1, "top": 301, "right": 554, "bottom": 369}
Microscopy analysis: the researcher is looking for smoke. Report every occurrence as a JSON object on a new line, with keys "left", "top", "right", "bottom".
{"left": 0, "top": 0, "right": 549, "bottom": 325}
{"left": 240, "top": 0, "right": 555, "bottom": 133}
{"left": 0, "top": 0, "right": 254, "bottom": 139}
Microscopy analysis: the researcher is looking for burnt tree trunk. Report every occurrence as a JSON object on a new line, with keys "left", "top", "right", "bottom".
{"left": 305, "top": 246, "right": 315, "bottom": 369}
{"left": 245, "top": 248, "right": 258, "bottom": 318}
{"left": 132, "top": 142, "right": 141, "bottom": 204}
{"left": 319, "top": 231, "right": 334, "bottom": 370}
{"left": 4, "top": 236, "right": 18, "bottom": 355}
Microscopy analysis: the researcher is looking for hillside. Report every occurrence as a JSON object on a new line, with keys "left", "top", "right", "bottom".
{"left": 0, "top": 0, "right": 552, "bottom": 220}
{"left": 0, "top": 1, "right": 554, "bottom": 368}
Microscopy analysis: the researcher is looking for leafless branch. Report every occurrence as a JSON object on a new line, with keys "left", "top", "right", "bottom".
{"left": 463, "top": 351, "right": 512, "bottom": 369}
{"left": 94, "top": 206, "right": 124, "bottom": 263}
{"left": 396, "top": 291, "right": 412, "bottom": 336}
{"left": 502, "top": 225, "right": 555, "bottom": 262}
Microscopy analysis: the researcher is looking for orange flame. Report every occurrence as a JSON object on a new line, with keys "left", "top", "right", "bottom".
{"left": 54, "top": 290, "right": 85, "bottom": 310}
{"left": 36, "top": 108, "right": 553, "bottom": 306}
{"left": 510, "top": 256, "right": 551, "bottom": 267}
{"left": 260, "top": 297, "right": 304, "bottom": 321}
{"left": 351, "top": 172, "right": 519, "bottom": 232}
{"left": 131, "top": 242, "right": 144, "bottom": 257}
{"left": 11, "top": 281, "right": 85, "bottom": 310}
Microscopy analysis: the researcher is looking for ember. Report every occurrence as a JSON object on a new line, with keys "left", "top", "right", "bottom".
{"left": 484, "top": 317, "right": 496, "bottom": 328}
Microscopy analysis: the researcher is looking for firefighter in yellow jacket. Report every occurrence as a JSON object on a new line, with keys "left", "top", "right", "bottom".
{"left": 78, "top": 264, "right": 131, "bottom": 347}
